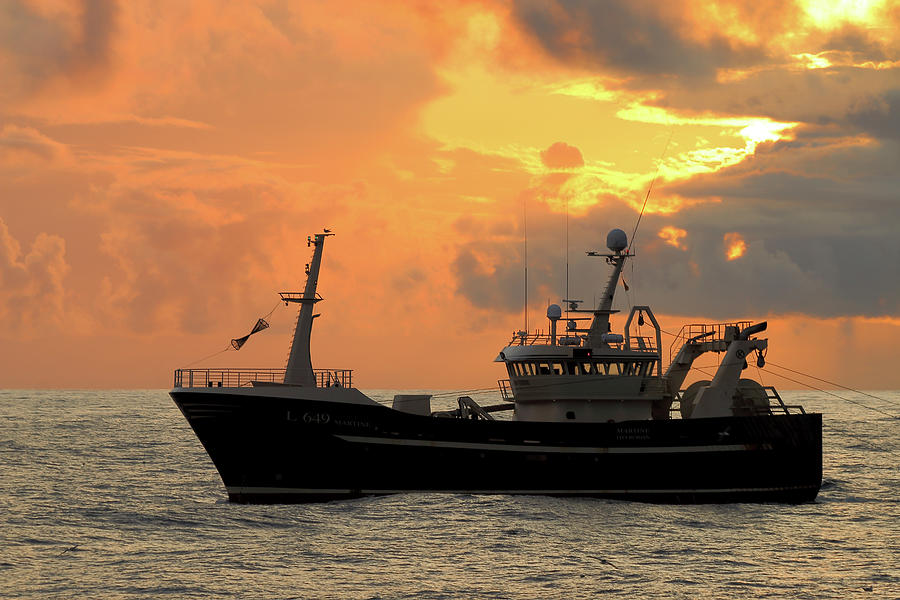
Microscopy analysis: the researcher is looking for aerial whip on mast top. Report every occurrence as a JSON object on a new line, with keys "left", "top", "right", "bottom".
{"left": 628, "top": 130, "right": 673, "bottom": 255}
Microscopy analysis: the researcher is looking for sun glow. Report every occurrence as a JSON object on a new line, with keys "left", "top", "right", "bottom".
{"left": 618, "top": 103, "right": 797, "bottom": 179}
{"left": 800, "top": 0, "right": 886, "bottom": 28}
{"left": 724, "top": 232, "right": 747, "bottom": 261}
{"left": 793, "top": 52, "right": 833, "bottom": 69}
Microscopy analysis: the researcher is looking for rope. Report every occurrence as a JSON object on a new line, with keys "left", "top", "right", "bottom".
{"left": 181, "top": 300, "right": 285, "bottom": 368}
{"left": 182, "top": 346, "right": 231, "bottom": 368}
{"left": 262, "top": 300, "right": 281, "bottom": 320}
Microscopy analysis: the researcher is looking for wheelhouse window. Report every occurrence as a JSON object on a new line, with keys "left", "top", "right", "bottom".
{"left": 514, "top": 359, "right": 646, "bottom": 376}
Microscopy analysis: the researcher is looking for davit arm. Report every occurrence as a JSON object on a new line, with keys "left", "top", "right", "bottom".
{"left": 690, "top": 322, "right": 768, "bottom": 418}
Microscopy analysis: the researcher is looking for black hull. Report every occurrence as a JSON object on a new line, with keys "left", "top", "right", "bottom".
{"left": 171, "top": 390, "right": 822, "bottom": 505}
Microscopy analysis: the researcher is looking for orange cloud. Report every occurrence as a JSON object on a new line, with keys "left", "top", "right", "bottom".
{"left": 540, "top": 141, "right": 584, "bottom": 169}
{"left": 0, "top": 124, "right": 70, "bottom": 165}
{"left": 724, "top": 232, "right": 747, "bottom": 260}
{"left": 658, "top": 226, "right": 687, "bottom": 250}
{"left": 0, "top": 218, "right": 70, "bottom": 334}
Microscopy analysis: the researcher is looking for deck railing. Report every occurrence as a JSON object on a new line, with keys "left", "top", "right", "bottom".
{"left": 506, "top": 331, "right": 631, "bottom": 350}
{"left": 669, "top": 385, "right": 805, "bottom": 418}
{"left": 507, "top": 331, "right": 553, "bottom": 345}
{"left": 629, "top": 335, "right": 658, "bottom": 352}
{"left": 173, "top": 368, "right": 353, "bottom": 389}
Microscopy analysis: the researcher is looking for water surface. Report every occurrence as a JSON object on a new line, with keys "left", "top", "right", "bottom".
{"left": 1, "top": 390, "right": 898, "bottom": 599}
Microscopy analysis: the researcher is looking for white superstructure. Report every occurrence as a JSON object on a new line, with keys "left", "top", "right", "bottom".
{"left": 496, "top": 229, "right": 773, "bottom": 423}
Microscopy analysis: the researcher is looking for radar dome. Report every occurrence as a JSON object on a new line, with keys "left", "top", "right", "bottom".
{"left": 607, "top": 228, "right": 628, "bottom": 252}
{"left": 546, "top": 304, "right": 562, "bottom": 320}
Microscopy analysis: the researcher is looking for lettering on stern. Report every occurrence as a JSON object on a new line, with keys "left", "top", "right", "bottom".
{"left": 616, "top": 425, "right": 650, "bottom": 441}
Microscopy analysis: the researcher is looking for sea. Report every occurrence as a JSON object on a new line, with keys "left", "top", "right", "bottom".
{"left": 1, "top": 389, "right": 898, "bottom": 599}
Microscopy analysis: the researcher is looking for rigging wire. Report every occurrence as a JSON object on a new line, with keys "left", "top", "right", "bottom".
{"left": 261, "top": 300, "right": 282, "bottom": 320}
{"left": 688, "top": 359, "right": 899, "bottom": 421}
{"left": 656, "top": 326, "right": 899, "bottom": 420}
{"left": 182, "top": 346, "right": 231, "bottom": 368}
{"left": 686, "top": 365, "right": 891, "bottom": 453}
{"left": 760, "top": 367, "right": 899, "bottom": 421}
{"left": 181, "top": 299, "right": 285, "bottom": 368}
{"left": 766, "top": 361, "right": 900, "bottom": 409}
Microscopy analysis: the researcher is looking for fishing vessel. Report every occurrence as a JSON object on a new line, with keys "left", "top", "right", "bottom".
{"left": 170, "top": 230, "right": 822, "bottom": 504}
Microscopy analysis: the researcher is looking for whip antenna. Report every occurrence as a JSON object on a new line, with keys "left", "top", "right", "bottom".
{"left": 628, "top": 129, "right": 673, "bottom": 254}
{"left": 523, "top": 197, "right": 528, "bottom": 333}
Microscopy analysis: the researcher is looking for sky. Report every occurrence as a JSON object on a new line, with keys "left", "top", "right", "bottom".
{"left": 1, "top": 0, "right": 898, "bottom": 390}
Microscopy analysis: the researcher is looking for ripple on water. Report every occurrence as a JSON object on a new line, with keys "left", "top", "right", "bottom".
{"left": 0, "top": 389, "right": 898, "bottom": 600}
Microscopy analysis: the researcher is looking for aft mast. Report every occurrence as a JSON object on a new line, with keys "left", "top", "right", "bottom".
{"left": 584, "top": 228, "right": 629, "bottom": 348}
{"left": 282, "top": 231, "right": 333, "bottom": 385}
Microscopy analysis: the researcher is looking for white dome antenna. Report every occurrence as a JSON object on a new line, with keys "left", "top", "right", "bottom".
{"left": 547, "top": 303, "right": 562, "bottom": 345}
{"left": 546, "top": 304, "right": 562, "bottom": 320}
{"left": 607, "top": 228, "right": 628, "bottom": 253}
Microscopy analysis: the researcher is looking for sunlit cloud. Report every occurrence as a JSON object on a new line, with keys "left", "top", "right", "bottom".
{"left": 658, "top": 226, "right": 687, "bottom": 250}
{"left": 615, "top": 103, "right": 798, "bottom": 182}
{"left": 617, "top": 103, "right": 797, "bottom": 147}
{"left": 546, "top": 78, "right": 622, "bottom": 102}
{"left": 799, "top": 0, "right": 889, "bottom": 29}
{"left": 792, "top": 52, "right": 832, "bottom": 69}
{"left": 724, "top": 232, "right": 747, "bottom": 261}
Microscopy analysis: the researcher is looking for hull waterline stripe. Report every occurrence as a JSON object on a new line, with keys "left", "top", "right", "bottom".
{"left": 226, "top": 485, "right": 815, "bottom": 496}
{"left": 334, "top": 435, "right": 748, "bottom": 454}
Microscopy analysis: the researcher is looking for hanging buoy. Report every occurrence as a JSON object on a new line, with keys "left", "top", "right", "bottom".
{"left": 638, "top": 312, "right": 645, "bottom": 326}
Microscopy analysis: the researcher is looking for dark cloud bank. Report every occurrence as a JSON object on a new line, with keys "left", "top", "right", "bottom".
{"left": 453, "top": 135, "right": 900, "bottom": 320}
